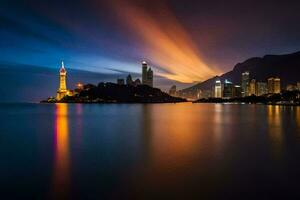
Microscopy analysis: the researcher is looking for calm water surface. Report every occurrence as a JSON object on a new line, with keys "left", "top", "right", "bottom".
{"left": 1, "top": 103, "right": 300, "bottom": 199}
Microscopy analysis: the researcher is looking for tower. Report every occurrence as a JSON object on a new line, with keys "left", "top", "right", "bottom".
{"left": 56, "top": 61, "right": 68, "bottom": 100}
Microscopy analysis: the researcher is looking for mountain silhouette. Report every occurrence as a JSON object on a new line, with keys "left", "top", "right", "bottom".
{"left": 178, "top": 51, "right": 300, "bottom": 98}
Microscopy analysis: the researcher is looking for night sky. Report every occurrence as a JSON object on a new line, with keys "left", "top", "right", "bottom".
{"left": 1, "top": 0, "right": 300, "bottom": 100}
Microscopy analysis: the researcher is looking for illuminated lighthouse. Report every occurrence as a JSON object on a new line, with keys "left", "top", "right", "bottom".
{"left": 56, "top": 61, "right": 68, "bottom": 100}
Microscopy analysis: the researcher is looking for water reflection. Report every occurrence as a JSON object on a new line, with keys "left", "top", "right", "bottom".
{"left": 75, "top": 104, "right": 83, "bottom": 146}
{"left": 52, "top": 103, "right": 70, "bottom": 199}
{"left": 267, "top": 105, "right": 283, "bottom": 159}
{"left": 296, "top": 107, "right": 300, "bottom": 129}
{"left": 150, "top": 104, "right": 202, "bottom": 168}
{"left": 135, "top": 104, "right": 211, "bottom": 191}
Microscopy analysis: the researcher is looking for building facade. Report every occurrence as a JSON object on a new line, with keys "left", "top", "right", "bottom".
{"left": 141, "top": 61, "right": 153, "bottom": 87}
{"left": 249, "top": 79, "right": 256, "bottom": 96}
{"left": 241, "top": 71, "right": 250, "bottom": 97}
{"left": 256, "top": 82, "right": 268, "bottom": 96}
{"left": 142, "top": 61, "right": 148, "bottom": 85}
{"left": 232, "top": 85, "right": 242, "bottom": 98}
{"left": 198, "top": 89, "right": 212, "bottom": 99}
{"left": 147, "top": 68, "right": 153, "bottom": 87}
{"left": 223, "top": 79, "right": 233, "bottom": 99}
{"left": 214, "top": 80, "right": 222, "bottom": 98}
{"left": 268, "top": 77, "right": 281, "bottom": 94}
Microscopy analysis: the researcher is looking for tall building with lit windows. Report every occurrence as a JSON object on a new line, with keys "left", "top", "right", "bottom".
{"left": 268, "top": 77, "right": 281, "bottom": 94}
{"left": 214, "top": 79, "right": 222, "bottom": 98}
{"left": 141, "top": 61, "right": 153, "bottom": 87}
{"left": 223, "top": 79, "right": 233, "bottom": 98}
{"left": 142, "top": 61, "right": 148, "bottom": 85}
{"left": 56, "top": 61, "right": 68, "bottom": 100}
{"left": 249, "top": 79, "right": 256, "bottom": 96}
{"left": 232, "top": 85, "right": 242, "bottom": 98}
{"left": 241, "top": 71, "right": 250, "bottom": 97}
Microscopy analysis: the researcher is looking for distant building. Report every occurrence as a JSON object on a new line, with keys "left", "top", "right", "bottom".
{"left": 169, "top": 85, "right": 177, "bottom": 96}
{"left": 232, "top": 85, "right": 242, "bottom": 98}
{"left": 286, "top": 84, "right": 297, "bottom": 91}
{"left": 223, "top": 79, "right": 233, "bottom": 99}
{"left": 126, "top": 74, "right": 133, "bottom": 85}
{"left": 249, "top": 79, "right": 256, "bottom": 96}
{"left": 133, "top": 78, "right": 141, "bottom": 86}
{"left": 214, "top": 79, "right": 222, "bottom": 98}
{"left": 56, "top": 61, "right": 69, "bottom": 100}
{"left": 256, "top": 82, "right": 268, "bottom": 96}
{"left": 201, "top": 90, "right": 213, "bottom": 98}
{"left": 142, "top": 61, "right": 148, "bottom": 85}
{"left": 141, "top": 61, "right": 153, "bottom": 87}
{"left": 241, "top": 71, "right": 250, "bottom": 97}
{"left": 198, "top": 90, "right": 212, "bottom": 99}
{"left": 147, "top": 68, "right": 153, "bottom": 87}
{"left": 117, "top": 78, "right": 125, "bottom": 85}
{"left": 268, "top": 77, "right": 281, "bottom": 94}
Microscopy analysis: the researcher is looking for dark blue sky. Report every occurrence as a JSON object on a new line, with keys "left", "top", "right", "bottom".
{"left": 1, "top": 0, "right": 300, "bottom": 96}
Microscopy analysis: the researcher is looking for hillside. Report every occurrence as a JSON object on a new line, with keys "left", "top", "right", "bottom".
{"left": 178, "top": 51, "right": 300, "bottom": 99}
{"left": 51, "top": 83, "right": 187, "bottom": 103}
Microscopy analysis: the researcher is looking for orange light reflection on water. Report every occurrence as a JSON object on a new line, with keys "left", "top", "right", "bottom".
{"left": 296, "top": 107, "right": 300, "bottom": 128}
{"left": 140, "top": 103, "right": 215, "bottom": 187}
{"left": 267, "top": 105, "right": 283, "bottom": 159}
{"left": 52, "top": 103, "right": 70, "bottom": 199}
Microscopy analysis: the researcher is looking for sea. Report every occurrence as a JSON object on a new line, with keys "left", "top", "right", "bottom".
{"left": 1, "top": 103, "right": 300, "bottom": 199}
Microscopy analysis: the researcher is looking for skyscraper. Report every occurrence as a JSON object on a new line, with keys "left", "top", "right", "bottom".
{"left": 268, "top": 77, "right": 281, "bottom": 94}
{"left": 241, "top": 71, "right": 250, "bottom": 97}
{"left": 249, "top": 79, "right": 256, "bottom": 96}
{"left": 215, "top": 79, "right": 222, "bottom": 98}
{"left": 56, "top": 61, "right": 68, "bottom": 100}
{"left": 223, "top": 79, "right": 233, "bottom": 99}
{"left": 147, "top": 68, "right": 153, "bottom": 87}
{"left": 141, "top": 61, "right": 154, "bottom": 87}
{"left": 232, "top": 85, "right": 242, "bottom": 98}
{"left": 142, "top": 61, "right": 148, "bottom": 85}
{"left": 297, "top": 82, "right": 300, "bottom": 91}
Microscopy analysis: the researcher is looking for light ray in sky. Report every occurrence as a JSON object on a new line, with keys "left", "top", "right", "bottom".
{"left": 109, "top": 0, "right": 220, "bottom": 83}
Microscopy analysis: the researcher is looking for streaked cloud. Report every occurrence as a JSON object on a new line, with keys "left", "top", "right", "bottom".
{"left": 108, "top": 0, "right": 220, "bottom": 83}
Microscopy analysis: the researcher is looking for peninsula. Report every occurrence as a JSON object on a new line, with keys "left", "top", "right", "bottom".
{"left": 42, "top": 83, "right": 186, "bottom": 103}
